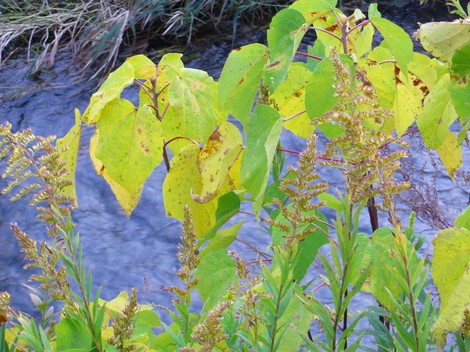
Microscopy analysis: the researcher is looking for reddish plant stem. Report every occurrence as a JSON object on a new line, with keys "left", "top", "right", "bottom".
{"left": 295, "top": 51, "right": 323, "bottom": 61}
{"left": 276, "top": 147, "right": 343, "bottom": 163}
{"left": 235, "top": 238, "right": 271, "bottom": 261}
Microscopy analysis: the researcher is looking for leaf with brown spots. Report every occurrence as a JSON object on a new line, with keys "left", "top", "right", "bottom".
{"left": 196, "top": 122, "right": 243, "bottom": 202}
{"left": 95, "top": 99, "right": 163, "bottom": 202}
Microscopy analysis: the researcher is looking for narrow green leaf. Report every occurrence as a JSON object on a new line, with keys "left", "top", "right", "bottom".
{"left": 266, "top": 8, "right": 308, "bottom": 91}
{"left": 201, "top": 191, "right": 241, "bottom": 243}
{"left": 200, "top": 222, "right": 242, "bottom": 259}
{"left": 218, "top": 43, "right": 269, "bottom": 127}
{"left": 241, "top": 104, "right": 283, "bottom": 215}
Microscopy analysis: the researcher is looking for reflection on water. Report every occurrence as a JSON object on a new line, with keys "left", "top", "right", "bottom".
{"left": 0, "top": 1, "right": 468, "bottom": 321}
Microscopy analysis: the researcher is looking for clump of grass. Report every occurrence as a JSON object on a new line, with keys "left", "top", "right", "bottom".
{"left": 0, "top": 0, "right": 290, "bottom": 79}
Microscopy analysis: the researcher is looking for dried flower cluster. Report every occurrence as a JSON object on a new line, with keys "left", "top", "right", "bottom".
{"left": 268, "top": 135, "right": 327, "bottom": 244}
{"left": 107, "top": 288, "right": 139, "bottom": 352}
{"left": 315, "top": 52, "right": 409, "bottom": 222}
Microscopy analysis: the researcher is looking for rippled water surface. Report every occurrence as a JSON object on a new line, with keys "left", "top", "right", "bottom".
{"left": 1, "top": 2, "right": 468, "bottom": 321}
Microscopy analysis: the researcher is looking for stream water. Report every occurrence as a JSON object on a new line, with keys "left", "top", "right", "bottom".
{"left": 0, "top": 0, "right": 469, "bottom": 332}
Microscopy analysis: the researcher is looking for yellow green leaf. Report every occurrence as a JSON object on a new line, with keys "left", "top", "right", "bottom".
{"left": 82, "top": 61, "right": 135, "bottom": 125}
{"left": 126, "top": 54, "right": 156, "bottom": 80}
{"left": 437, "top": 132, "right": 462, "bottom": 179}
{"left": 271, "top": 63, "right": 314, "bottom": 138}
{"left": 56, "top": 109, "right": 82, "bottom": 206}
{"left": 394, "top": 83, "right": 421, "bottom": 136}
{"left": 418, "top": 74, "right": 458, "bottom": 149}
{"left": 163, "top": 145, "right": 217, "bottom": 236}
{"left": 90, "top": 130, "right": 143, "bottom": 216}
{"left": 218, "top": 43, "right": 269, "bottom": 127}
{"left": 163, "top": 68, "right": 220, "bottom": 154}
{"left": 95, "top": 99, "right": 163, "bottom": 195}
{"left": 432, "top": 226, "right": 470, "bottom": 348}
{"left": 195, "top": 122, "right": 243, "bottom": 202}
{"left": 417, "top": 19, "right": 470, "bottom": 62}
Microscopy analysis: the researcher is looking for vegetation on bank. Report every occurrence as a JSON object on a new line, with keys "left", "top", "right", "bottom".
{"left": 1, "top": 0, "right": 470, "bottom": 351}
{"left": 0, "top": 0, "right": 290, "bottom": 78}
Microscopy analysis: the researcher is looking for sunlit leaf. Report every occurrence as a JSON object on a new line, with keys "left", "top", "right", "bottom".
{"left": 289, "top": 0, "right": 336, "bottom": 23}
{"left": 95, "top": 99, "right": 163, "bottom": 196}
{"left": 56, "top": 109, "right": 82, "bottom": 206}
{"left": 394, "top": 83, "right": 421, "bottom": 136}
{"left": 418, "top": 74, "right": 458, "bottom": 148}
{"left": 437, "top": 132, "right": 462, "bottom": 179}
{"left": 126, "top": 54, "right": 157, "bottom": 80}
{"left": 371, "top": 17, "right": 413, "bottom": 73}
{"left": 195, "top": 122, "right": 243, "bottom": 202}
{"left": 271, "top": 63, "right": 314, "bottom": 138}
{"left": 241, "top": 104, "right": 283, "bottom": 215}
{"left": 265, "top": 8, "right": 308, "bottom": 91}
{"left": 82, "top": 59, "right": 135, "bottom": 124}
{"left": 200, "top": 223, "right": 242, "bottom": 259}
{"left": 163, "top": 68, "right": 220, "bottom": 154}
{"left": 195, "top": 248, "right": 237, "bottom": 309}
{"left": 218, "top": 43, "right": 269, "bottom": 127}
{"left": 417, "top": 19, "right": 470, "bottom": 62}
{"left": 90, "top": 130, "right": 143, "bottom": 216}
{"left": 432, "top": 226, "right": 470, "bottom": 348}
{"left": 455, "top": 205, "right": 470, "bottom": 231}
{"left": 305, "top": 58, "right": 338, "bottom": 120}
{"left": 163, "top": 145, "right": 218, "bottom": 236}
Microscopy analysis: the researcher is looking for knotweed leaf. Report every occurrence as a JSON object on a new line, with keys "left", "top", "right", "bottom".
{"left": 450, "top": 74, "right": 470, "bottom": 120}
{"left": 218, "top": 43, "right": 269, "bottom": 127}
{"left": 452, "top": 41, "right": 470, "bottom": 76}
{"left": 163, "top": 145, "right": 220, "bottom": 236}
{"left": 56, "top": 109, "right": 82, "bottom": 206}
{"left": 89, "top": 130, "right": 143, "bottom": 216}
{"left": 271, "top": 63, "right": 314, "bottom": 138}
{"left": 371, "top": 17, "right": 413, "bottom": 73}
{"left": 432, "top": 226, "right": 470, "bottom": 348}
{"left": 241, "top": 104, "right": 283, "bottom": 215}
{"left": 95, "top": 99, "right": 163, "bottom": 195}
{"left": 290, "top": 0, "right": 336, "bottom": 23}
{"left": 196, "top": 122, "right": 243, "bottom": 202}
{"left": 437, "top": 132, "right": 462, "bottom": 180}
{"left": 195, "top": 248, "right": 237, "bottom": 309}
{"left": 418, "top": 74, "right": 458, "bottom": 149}
{"left": 265, "top": 8, "right": 308, "bottom": 91}
{"left": 416, "top": 19, "right": 470, "bottom": 62}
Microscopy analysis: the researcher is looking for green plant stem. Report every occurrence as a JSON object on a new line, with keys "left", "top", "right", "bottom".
{"left": 269, "top": 282, "right": 285, "bottom": 352}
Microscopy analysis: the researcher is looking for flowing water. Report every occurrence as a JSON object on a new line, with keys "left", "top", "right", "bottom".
{"left": 0, "top": 1, "right": 468, "bottom": 330}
